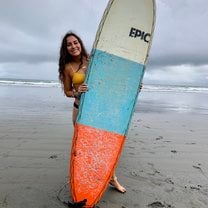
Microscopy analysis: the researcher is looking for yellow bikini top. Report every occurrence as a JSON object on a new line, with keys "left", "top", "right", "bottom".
{"left": 72, "top": 72, "right": 85, "bottom": 85}
{"left": 71, "top": 64, "right": 86, "bottom": 85}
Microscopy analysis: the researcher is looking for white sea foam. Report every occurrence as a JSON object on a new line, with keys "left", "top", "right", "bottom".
{"left": 0, "top": 79, "right": 60, "bottom": 88}
{"left": 143, "top": 85, "right": 208, "bottom": 93}
{"left": 0, "top": 79, "right": 207, "bottom": 93}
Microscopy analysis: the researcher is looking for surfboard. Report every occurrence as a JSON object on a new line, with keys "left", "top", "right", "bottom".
{"left": 70, "top": 0, "right": 156, "bottom": 207}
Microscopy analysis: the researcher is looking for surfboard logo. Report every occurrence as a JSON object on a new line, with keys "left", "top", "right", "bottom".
{"left": 129, "top": 27, "right": 151, "bottom": 43}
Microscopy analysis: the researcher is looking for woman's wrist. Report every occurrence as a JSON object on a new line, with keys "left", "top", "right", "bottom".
{"left": 73, "top": 89, "right": 81, "bottom": 99}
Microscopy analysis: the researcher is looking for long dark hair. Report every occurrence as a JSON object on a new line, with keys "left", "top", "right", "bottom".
{"left": 58, "top": 32, "right": 88, "bottom": 84}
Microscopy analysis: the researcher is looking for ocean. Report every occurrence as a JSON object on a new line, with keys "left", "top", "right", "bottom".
{"left": 0, "top": 78, "right": 207, "bottom": 93}
{"left": 0, "top": 78, "right": 208, "bottom": 115}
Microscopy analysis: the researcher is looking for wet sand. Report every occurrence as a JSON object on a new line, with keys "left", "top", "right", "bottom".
{"left": 0, "top": 85, "right": 208, "bottom": 208}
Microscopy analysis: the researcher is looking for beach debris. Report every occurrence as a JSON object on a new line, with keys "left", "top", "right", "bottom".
{"left": 190, "top": 186, "right": 200, "bottom": 191}
{"left": 192, "top": 165, "right": 201, "bottom": 170}
{"left": 165, "top": 178, "right": 174, "bottom": 185}
{"left": 185, "top": 184, "right": 202, "bottom": 191}
{"left": 49, "top": 154, "right": 58, "bottom": 159}
{"left": 156, "top": 136, "right": 163, "bottom": 140}
{"left": 171, "top": 150, "right": 177, "bottom": 153}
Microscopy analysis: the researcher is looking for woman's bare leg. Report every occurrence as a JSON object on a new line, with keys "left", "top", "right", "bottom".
{"left": 73, "top": 107, "right": 126, "bottom": 193}
{"left": 110, "top": 172, "right": 126, "bottom": 193}
{"left": 72, "top": 107, "right": 78, "bottom": 126}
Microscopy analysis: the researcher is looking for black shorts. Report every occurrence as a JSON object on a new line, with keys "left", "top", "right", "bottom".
{"left": 73, "top": 102, "right": 79, "bottom": 109}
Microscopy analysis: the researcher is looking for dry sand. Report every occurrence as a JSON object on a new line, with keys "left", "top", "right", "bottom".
{"left": 0, "top": 86, "right": 208, "bottom": 208}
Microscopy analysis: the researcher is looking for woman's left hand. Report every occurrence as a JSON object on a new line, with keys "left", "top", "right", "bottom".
{"left": 78, "top": 83, "right": 88, "bottom": 93}
{"left": 139, "top": 82, "right": 143, "bottom": 92}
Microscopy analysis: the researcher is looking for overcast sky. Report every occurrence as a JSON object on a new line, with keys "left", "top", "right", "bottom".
{"left": 0, "top": 0, "right": 208, "bottom": 86}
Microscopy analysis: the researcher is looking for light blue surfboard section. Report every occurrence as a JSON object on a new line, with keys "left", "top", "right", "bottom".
{"left": 77, "top": 49, "right": 145, "bottom": 135}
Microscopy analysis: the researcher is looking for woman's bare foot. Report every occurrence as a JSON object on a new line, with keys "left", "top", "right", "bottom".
{"left": 109, "top": 176, "right": 126, "bottom": 193}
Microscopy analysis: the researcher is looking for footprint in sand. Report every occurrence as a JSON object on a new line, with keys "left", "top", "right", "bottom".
{"left": 192, "top": 165, "right": 208, "bottom": 181}
{"left": 155, "top": 136, "right": 163, "bottom": 141}
{"left": 132, "top": 188, "right": 140, "bottom": 193}
{"left": 147, "top": 201, "right": 165, "bottom": 207}
{"left": 147, "top": 201, "right": 173, "bottom": 208}
{"left": 185, "top": 142, "right": 196, "bottom": 145}
{"left": 128, "top": 146, "right": 135, "bottom": 149}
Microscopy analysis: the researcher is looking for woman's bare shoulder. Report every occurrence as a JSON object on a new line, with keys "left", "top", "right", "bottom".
{"left": 64, "top": 63, "right": 73, "bottom": 75}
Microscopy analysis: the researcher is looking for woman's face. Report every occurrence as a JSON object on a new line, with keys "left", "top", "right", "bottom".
{"left": 66, "top": 35, "right": 82, "bottom": 57}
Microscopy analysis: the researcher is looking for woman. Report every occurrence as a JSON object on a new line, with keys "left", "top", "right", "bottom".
{"left": 58, "top": 32, "right": 126, "bottom": 193}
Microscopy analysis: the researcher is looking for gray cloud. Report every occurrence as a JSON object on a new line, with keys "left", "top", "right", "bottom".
{"left": 0, "top": 52, "right": 56, "bottom": 64}
{"left": 0, "top": 0, "right": 208, "bottom": 85}
{"left": 148, "top": 53, "right": 208, "bottom": 68}
{"left": 0, "top": 0, "right": 108, "bottom": 64}
{"left": 149, "top": 0, "right": 208, "bottom": 67}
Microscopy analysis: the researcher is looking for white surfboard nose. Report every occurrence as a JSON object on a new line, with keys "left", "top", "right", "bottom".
{"left": 95, "top": 0, "right": 156, "bottom": 64}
